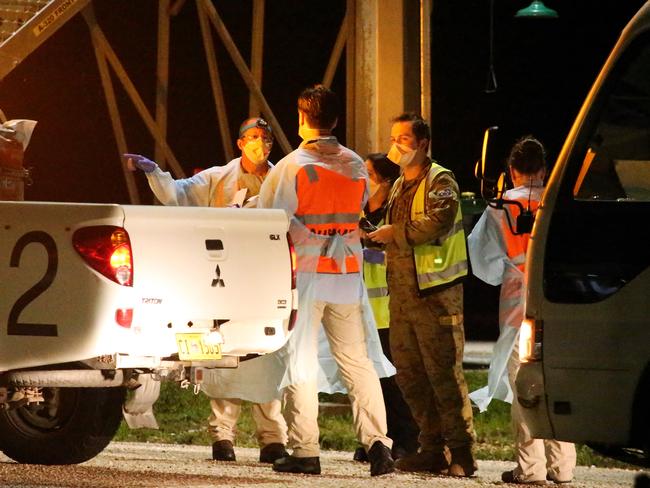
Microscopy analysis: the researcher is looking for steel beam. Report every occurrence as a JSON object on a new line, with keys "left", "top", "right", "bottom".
{"left": 0, "top": 0, "right": 91, "bottom": 82}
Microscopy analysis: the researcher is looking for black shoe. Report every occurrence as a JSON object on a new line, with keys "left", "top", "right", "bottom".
{"left": 259, "top": 443, "right": 289, "bottom": 463}
{"left": 391, "top": 445, "right": 409, "bottom": 460}
{"left": 212, "top": 440, "right": 236, "bottom": 461}
{"left": 367, "top": 441, "right": 395, "bottom": 477}
{"left": 353, "top": 446, "right": 369, "bottom": 463}
{"left": 547, "top": 474, "right": 573, "bottom": 484}
{"left": 502, "top": 470, "right": 547, "bottom": 485}
{"left": 272, "top": 455, "right": 321, "bottom": 475}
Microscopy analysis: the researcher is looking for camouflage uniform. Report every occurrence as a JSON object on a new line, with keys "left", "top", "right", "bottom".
{"left": 385, "top": 161, "right": 475, "bottom": 453}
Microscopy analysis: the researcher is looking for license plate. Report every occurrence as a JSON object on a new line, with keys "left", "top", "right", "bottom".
{"left": 175, "top": 333, "right": 222, "bottom": 360}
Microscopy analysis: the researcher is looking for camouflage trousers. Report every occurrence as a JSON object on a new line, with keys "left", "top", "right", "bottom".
{"left": 388, "top": 282, "right": 475, "bottom": 451}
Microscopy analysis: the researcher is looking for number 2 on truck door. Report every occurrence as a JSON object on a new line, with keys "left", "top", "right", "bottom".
{"left": 4, "top": 231, "right": 59, "bottom": 337}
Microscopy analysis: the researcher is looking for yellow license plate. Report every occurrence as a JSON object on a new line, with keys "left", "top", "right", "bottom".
{"left": 175, "top": 333, "right": 222, "bottom": 360}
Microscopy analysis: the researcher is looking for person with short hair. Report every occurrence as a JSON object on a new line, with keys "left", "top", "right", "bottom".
{"left": 258, "top": 85, "right": 395, "bottom": 477}
{"left": 468, "top": 136, "right": 576, "bottom": 485}
{"left": 124, "top": 118, "right": 288, "bottom": 464}
{"left": 368, "top": 112, "right": 477, "bottom": 477}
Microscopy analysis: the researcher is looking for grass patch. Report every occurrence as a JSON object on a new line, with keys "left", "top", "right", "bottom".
{"left": 465, "top": 369, "right": 514, "bottom": 461}
{"left": 113, "top": 370, "right": 631, "bottom": 468}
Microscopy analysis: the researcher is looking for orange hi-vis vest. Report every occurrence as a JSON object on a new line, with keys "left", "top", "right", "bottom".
{"left": 294, "top": 164, "right": 365, "bottom": 274}
{"left": 501, "top": 197, "right": 541, "bottom": 272}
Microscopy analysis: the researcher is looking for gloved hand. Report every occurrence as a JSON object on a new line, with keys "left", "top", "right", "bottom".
{"left": 124, "top": 153, "right": 158, "bottom": 173}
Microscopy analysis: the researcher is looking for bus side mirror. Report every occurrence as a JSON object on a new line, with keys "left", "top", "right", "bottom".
{"left": 476, "top": 126, "right": 500, "bottom": 199}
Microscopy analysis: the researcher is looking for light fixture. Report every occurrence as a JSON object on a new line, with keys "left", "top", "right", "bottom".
{"left": 515, "top": 1, "right": 558, "bottom": 18}
{"left": 485, "top": 0, "right": 497, "bottom": 93}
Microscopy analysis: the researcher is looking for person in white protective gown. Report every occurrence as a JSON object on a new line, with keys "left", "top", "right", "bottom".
{"left": 254, "top": 85, "right": 395, "bottom": 477}
{"left": 124, "top": 118, "right": 289, "bottom": 464}
{"left": 468, "top": 136, "right": 576, "bottom": 485}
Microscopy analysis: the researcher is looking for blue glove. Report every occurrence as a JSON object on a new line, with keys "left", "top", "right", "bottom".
{"left": 124, "top": 153, "right": 158, "bottom": 173}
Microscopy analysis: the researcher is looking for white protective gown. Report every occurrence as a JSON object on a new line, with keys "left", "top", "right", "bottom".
{"left": 145, "top": 157, "right": 268, "bottom": 207}
{"left": 201, "top": 137, "right": 394, "bottom": 402}
{"left": 467, "top": 185, "right": 544, "bottom": 412}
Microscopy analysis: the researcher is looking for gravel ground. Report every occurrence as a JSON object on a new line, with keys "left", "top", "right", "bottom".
{"left": 0, "top": 442, "right": 646, "bottom": 488}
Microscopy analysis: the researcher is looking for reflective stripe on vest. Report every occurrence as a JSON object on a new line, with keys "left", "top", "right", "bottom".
{"left": 500, "top": 198, "right": 540, "bottom": 272}
{"left": 411, "top": 163, "right": 468, "bottom": 291}
{"left": 363, "top": 258, "right": 390, "bottom": 329}
{"left": 295, "top": 164, "right": 365, "bottom": 273}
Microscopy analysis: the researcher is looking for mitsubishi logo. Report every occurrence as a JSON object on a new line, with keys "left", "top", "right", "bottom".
{"left": 211, "top": 265, "right": 225, "bottom": 287}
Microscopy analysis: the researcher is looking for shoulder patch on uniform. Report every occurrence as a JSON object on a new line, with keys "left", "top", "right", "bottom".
{"left": 435, "top": 188, "right": 454, "bottom": 198}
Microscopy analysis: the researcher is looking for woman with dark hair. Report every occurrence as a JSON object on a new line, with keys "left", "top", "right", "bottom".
{"left": 355, "top": 153, "right": 420, "bottom": 462}
{"left": 468, "top": 136, "right": 576, "bottom": 484}
{"left": 363, "top": 153, "right": 401, "bottom": 226}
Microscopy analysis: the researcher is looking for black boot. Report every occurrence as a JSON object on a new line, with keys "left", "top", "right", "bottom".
{"left": 367, "top": 441, "right": 395, "bottom": 476}
{"left": 394, "top": 448, "right": 450, "bottom": 474}
{"left": 447, "top": 445, "right": 477, "bottom": 477}
{"left": 212, "top": 440, "right": 236, "bottom": 461}
{"left": 272, "top": 455, "right": 321, "bottom": 475}
{"left": 352, "top": 446, "right": 369, "bottom": 462}
{"left": 259, "top": 443, "right": 289, "bottom": 463}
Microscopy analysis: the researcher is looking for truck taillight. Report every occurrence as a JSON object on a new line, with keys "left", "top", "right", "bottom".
{"left": 519, "top": 318, "right": 542, "bottom": 362}
{"left": 73, "top": 226, "right": 133, "bottom": 286}
{"left": 287, "top": 232, "right": 297, "bottom": 290}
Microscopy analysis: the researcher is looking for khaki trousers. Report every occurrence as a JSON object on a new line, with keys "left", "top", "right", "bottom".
{"left": 284, "top": 300, "right": 391, "bottom": 457}
{"left": 207, "top": 398, "right": 287, "bottom": 448}
{"left": 508, "top": 340, "right": 576, "bottom": 482}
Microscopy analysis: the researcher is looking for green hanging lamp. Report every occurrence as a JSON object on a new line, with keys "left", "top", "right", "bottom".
{"left": 515, "top": 1, "right": 558, "bottom": 18}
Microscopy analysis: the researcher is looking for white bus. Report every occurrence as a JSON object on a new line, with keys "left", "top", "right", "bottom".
{"left": 515, "top": 1, "right": 650, "bottom": 467}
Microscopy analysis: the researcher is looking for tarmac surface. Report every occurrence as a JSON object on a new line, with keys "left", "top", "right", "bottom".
{"left": 0, "top": 442, "right": 646, "bottom": 488}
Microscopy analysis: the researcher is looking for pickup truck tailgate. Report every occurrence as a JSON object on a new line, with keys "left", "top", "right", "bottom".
{"left": 122, "top": 205, "right": 295, "bottom": 356}
{"left": 1, "top": 202, "right": 295, "bottom": 371}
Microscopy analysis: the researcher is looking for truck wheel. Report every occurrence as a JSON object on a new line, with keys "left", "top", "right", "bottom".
{"left": 0, "top": 386, "right": 125, "bottom": 465}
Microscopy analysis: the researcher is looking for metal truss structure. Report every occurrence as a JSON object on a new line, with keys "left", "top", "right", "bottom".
{"left": 0, "top": 0, "right": 431, "bottom": 204}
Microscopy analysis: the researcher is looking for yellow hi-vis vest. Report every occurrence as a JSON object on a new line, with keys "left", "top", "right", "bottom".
{"left": 390, "top": 162, "right": 468, "bottom": 292}
{"left": 363, "top": 246, "right": 390, "bottom": 329}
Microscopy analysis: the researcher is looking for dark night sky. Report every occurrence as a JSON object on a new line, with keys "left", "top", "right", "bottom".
{"left": 0, "top": 1, "right": 645, "bottom": 204}
{"left": 431, "top": 0, "right": 647, "bottom": 194}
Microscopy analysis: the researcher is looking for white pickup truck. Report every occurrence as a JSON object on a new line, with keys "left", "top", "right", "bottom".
{"left": 0, "top": 201, "right": 297, "bottom": 465}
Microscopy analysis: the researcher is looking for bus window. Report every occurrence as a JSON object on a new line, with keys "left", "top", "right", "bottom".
{"left": 572, "top": 31, "right": 650, "bottom": 202}
{"left": 544, "top": 30, "right": 650, "bottom": 304}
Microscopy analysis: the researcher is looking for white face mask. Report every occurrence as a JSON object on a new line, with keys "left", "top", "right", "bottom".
{"left": 243, "top": 138, "right": 268, "bottom": 166}
{"left": 387, "top": 143, "right": 417, "bottom": 168}
{"left": 368, "top": 179, "right": 381, "bottom": 198}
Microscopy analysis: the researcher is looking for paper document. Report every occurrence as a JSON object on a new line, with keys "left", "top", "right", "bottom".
{"left": 230, "top": 188, "right": 248, "bottom": 208}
